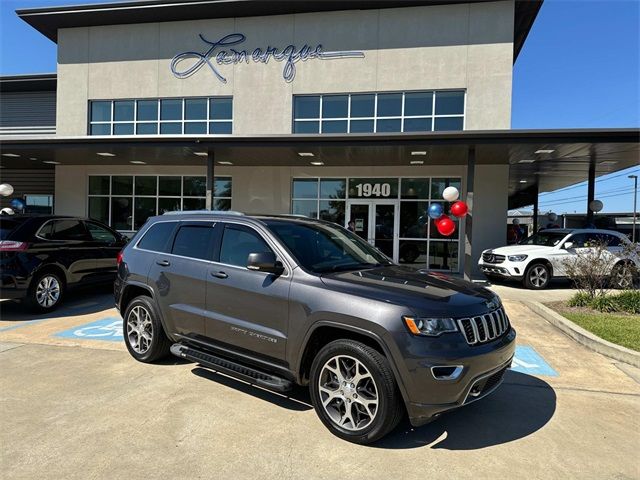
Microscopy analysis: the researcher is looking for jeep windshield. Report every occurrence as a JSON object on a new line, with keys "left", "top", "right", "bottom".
{"left": 519, "top": 231, "right": 568, "bottom": 247}
{"left": 264, "top": 220, "right": 393, "bottom": 273}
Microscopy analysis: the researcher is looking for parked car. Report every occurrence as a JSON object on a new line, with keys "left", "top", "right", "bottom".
{"left": 478, "top": 228, "right": 638, "bottom": 290}
{"left": 0, "top": 215, "right": 127, "bottom": 311}
{"left": 115, "top": 211, "right": 516, "bottom": 444}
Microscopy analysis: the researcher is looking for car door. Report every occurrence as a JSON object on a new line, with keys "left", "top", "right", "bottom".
{"left": 45, "top": 219, "right": 99, "bottom": 284}
{"left": 84, "top": 220, "right": 127, "bottom": 279}
{"left": 205, "top": 223, "right": 290, "bottom": 361}
{"left": 147, "top": 221, "right": 216, "bottom": 340}
{"left": 549, "top": 233, "right": 583, "bottom": 277}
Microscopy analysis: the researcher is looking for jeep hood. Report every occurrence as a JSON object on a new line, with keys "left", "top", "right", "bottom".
{"left": 320, "top": 265, "right": 499, "bottom": 318}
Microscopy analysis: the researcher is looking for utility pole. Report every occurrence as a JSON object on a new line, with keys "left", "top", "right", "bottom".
{"left": 630, "top": 174, "right": 638, "bottom": 243}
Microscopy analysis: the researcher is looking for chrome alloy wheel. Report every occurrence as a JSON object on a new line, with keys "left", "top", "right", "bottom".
{"left": 318, "top": 355, "right": 379, "bottom": 431}
{"left": 529, "top": 265, "right": 548, "bottom": 288}
{"left": 613, "top": 267, "right": 633, "bottom": 289}
{"left": 35, "top": 275, "right": 61, "bottom": 308}
{"left": 126, "top": 305, "right": 153, "bottom": 354}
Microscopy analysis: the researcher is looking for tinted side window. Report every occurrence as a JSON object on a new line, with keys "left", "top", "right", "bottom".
{"left": 52, "top": 220, "right": 89, "bottom": 241}
{"left": 604, "top": 235, "right": 620, "bottom": 247}
{"left": 37, "top": 221, "right": 55, "bottom": 240}
{"left": 137, "top": 222, "right": 177, "bottom": 253}
{"left": 86, "top": 222, "right": 117, "bottom": 243}
{"left": 171, "top": 225, "right": 214, "bottom": 260}
{"left": 219, "top": 225, "right": 272, "bottom": 267}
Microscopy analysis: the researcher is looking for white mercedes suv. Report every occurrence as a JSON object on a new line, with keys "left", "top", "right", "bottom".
{"left": 478, "top": 229, "right": 638, "bottom": 290}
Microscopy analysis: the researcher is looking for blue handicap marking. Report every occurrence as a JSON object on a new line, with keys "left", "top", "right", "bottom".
{"left": 510, "top": 345, "right": 558, "bottom": 377}
{"left": 55, "top": 316, "right": 123, "bottom": 342}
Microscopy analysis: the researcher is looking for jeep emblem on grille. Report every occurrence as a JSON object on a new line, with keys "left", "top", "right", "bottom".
{"left": 486, "top": 299, "right": 498, "bottom": 310}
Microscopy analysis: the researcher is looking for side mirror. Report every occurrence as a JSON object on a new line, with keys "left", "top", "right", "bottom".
{"left": 247, "top": 252, "right": 284, "bottom": 275}
{"left": 564, "top": 242, "right": 574, "bottom": 250}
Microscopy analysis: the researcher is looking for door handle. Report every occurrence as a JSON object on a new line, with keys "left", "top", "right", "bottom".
{"left": 156, "top": 260, "right": 171, "bottom": 267}
{"left": 211, "top": 271, "right": 228, "bottom": 279}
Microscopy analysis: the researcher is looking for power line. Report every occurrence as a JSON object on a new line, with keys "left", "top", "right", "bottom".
{"left": 537, "top": 186, "right": 636, "bottom": 204}
{"left": 539, "top": 189, "right": 637, "bottom": 208}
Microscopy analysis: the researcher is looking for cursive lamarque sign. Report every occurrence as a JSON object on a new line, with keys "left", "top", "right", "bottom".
{"left": 171, "top": 33, "right": 365, "bottom": 83}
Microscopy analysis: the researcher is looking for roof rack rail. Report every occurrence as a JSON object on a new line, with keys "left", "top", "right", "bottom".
{"left": 163, "top": 210, "right": 244, "bottom": 216}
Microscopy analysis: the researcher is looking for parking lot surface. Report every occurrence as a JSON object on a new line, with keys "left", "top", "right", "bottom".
{"left": 1, "top": 288, "right": 639, "bottom": 480}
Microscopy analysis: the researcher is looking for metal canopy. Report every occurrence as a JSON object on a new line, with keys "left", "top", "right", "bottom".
{"left": 1, "top": 129, "right": 638, "bottom": 207}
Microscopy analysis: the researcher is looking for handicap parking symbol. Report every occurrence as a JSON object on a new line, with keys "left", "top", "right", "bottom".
{"left": 510, "top": 345, "right": 558, "bottom": 377}
{"left": 55, "top": 317, "right": 123, "bottom": 342}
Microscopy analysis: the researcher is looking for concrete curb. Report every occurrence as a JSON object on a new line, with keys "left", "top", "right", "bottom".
{"left": 523, "top": 300, "right": 640, "bottom": 368}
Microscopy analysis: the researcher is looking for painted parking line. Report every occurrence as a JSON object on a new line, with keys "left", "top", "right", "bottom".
{"left": 55, "top": 317, "right": 123, "bottom": 342}
{"left": 511, "top": 345, "right": 558, "bottom": 377}
{"left": 0, "top": 318, "right": 52, "bottom": 333}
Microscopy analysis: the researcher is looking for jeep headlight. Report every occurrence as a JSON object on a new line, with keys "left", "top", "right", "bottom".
{"left": 508, "top": 254, "right": 528, "bottom": 262}
{"left": 403, "top": 316, "right": 458, "bottom": 337}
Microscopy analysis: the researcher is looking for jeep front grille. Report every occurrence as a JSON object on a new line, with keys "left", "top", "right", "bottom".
{"left": 482, "top": 253, "right": 505, "bottom": 264}
{"left": 457, "top": 307, "right": 510, "bottom": 345}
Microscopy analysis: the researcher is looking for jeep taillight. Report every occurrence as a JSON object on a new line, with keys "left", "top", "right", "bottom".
{"left": 0, "top": 240, "right": 28, "bottom": 252}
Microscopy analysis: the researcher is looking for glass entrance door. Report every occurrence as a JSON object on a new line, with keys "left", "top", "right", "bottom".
{"left": 346, "top": 201, "right": 398, "bottom": 262}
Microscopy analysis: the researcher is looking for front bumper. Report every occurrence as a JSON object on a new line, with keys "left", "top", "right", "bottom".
{"left": 401, "top": 328, "right": 517, "bottom": 427}
{"left": 478, "top": 259, "right": 525, "bottom": 279}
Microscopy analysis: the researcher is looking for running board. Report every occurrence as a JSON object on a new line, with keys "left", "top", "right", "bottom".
{"left": 170, "top": 343, "right": 293, "bottom": 393}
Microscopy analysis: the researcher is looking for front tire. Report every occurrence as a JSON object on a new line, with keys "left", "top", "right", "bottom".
{"left": 524, "top": 263, "right": 551, "bottom": 290}
{"left": 27, "top": 271, "right": 65, "bottom": 312}
{"left": 123, "top": 296, "right": 171, "bottom": 363}
{"left": 309, "top": 339, "right": 403, "bottom": 444}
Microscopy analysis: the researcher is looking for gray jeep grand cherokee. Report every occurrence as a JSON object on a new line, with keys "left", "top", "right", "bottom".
{"left": 115, "top": 211, "right": 515, "bottom": 444}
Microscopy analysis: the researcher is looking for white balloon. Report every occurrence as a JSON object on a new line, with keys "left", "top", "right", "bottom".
{"left": 548, "top": 213, "right": 558, "bottom": 222}
{"left": 512, "top": 218, "right": 520, "bottom": 225}
{"left": 0, "top": 208, "right": 15, "bottom": 215}
{"left": 442, "top": 186, "right": 460, "bottom": 202}
{"left": 589, "top": 199, "right": 603, "bottom": 213}
{"left": 0, "top": 183, "right": 14, "bottom": 197}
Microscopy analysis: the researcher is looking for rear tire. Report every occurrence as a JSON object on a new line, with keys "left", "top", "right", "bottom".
{"left": 27, "top": 271, "right": 65, "bottom": 313}
{"left": 123, "top": 295, "right": 171, "bottom": 363}
{"left": 309, "top": 339, "right": 403, "bottom": 445}
{"left": 523, "top": 262, "right": 551, "bottom": 290}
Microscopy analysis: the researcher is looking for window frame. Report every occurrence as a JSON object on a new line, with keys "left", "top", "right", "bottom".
{"left": 87, "top": 174, "right": 233, "bottom": 233}
{"left": 89, "top": 96, "right": 233, "bottom": 136}
{"left": 292, "top": 90, "right": 466, "bottom": 134}
{"left": 291, "top": 176, "right": 463, "bottom": 273}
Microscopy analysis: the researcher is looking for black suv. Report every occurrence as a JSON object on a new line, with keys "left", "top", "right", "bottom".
{"left": 115, "top": 212, "right": 516, "bottom": 444}
{"left": 1, "top": 215, "right": 127, "bottom": 311}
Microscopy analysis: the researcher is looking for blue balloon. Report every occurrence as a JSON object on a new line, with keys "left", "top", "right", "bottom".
{"left": 428, "top": 203, "right": 444, "bottom": 219}
{"left": 10, "top": 198, "right": 25, "bottom": 211}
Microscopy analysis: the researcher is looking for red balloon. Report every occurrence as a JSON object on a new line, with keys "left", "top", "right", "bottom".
{"left": 450, "top": 201, "right": 468, "bottom": 218}
{"left": 436, "top": 215, "right": 456, "bottom": 236}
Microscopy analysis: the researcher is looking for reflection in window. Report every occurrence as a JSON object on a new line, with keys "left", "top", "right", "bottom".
{"left": 293, "top": 90, "right": 464, "bottom": 134}
{"left": 89, "top": 97, "right": 233, "bottom": 136}
{"left": 88, "top": 175, "right": 232, "bottom": 231}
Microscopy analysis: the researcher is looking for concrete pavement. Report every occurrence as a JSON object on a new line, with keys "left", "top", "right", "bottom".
{"left": 1, "top": 290, "right": 639, "bottom": 480}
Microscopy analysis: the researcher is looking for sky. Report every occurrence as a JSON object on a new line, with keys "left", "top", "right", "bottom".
{"left": 1, "top": 0, "right": 639, "bottom": 214}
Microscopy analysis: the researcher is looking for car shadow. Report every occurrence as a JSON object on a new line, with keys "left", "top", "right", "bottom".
{"left": 372, "top": 370, "right": 556, "bottom": 450}
{"left": 191, "top": 366, "right": 313, "bottom": 412}
{"left": 0, "top": 283, "right": 115, "bottom": 322}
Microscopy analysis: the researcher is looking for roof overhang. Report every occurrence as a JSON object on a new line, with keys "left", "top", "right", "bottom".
{"left": 16, "top": 0, "right": 543, "bottom": 61}
{"left": 0, "top": 73, "right": 57, "bottom": 93}
{"left": 1, "top": 129, "right": 637, "bottom": 207}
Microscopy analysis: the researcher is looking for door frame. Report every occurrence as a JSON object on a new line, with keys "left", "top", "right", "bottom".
{"left": 346, "top": 199, "right": 399, "bottom": 262}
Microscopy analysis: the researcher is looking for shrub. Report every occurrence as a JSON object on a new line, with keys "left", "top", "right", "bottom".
{"left": 589, "top": 295, "right": 617, "bottom": 313}
{"left": 568, "top": 291, "right": 592, "bottom": 308}
{"left": 612, "top": 290, "right": 640, "bottom": 314}
{"left": 562, "top": 240, "right": 611, "bottom": 299}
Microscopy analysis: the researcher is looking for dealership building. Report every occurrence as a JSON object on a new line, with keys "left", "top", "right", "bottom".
{"left": 1, "top": 0, "right": 638, "bottom": 278}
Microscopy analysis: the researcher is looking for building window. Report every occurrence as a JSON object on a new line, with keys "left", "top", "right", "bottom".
{"left": 88, "top": 175, "right": 232, "bottom": 231}
{"left": 292, "top": 91, "right": 465, "bottom": 134}
{"left": 291, "top": 177, "right": 461, "bottom": 272}
{"left": 24, "top": 195, "right": 54, "bottom": 214}
{"left": 89, "top": 97, "right": 233, "bottom": 136}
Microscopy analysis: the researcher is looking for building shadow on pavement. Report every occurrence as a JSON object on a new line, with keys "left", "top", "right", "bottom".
{"left": 373, "top": 370, "right": 556, "bottom": 450}
{"left": 0, "top": 283, "right": 115, "bottom": 322}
